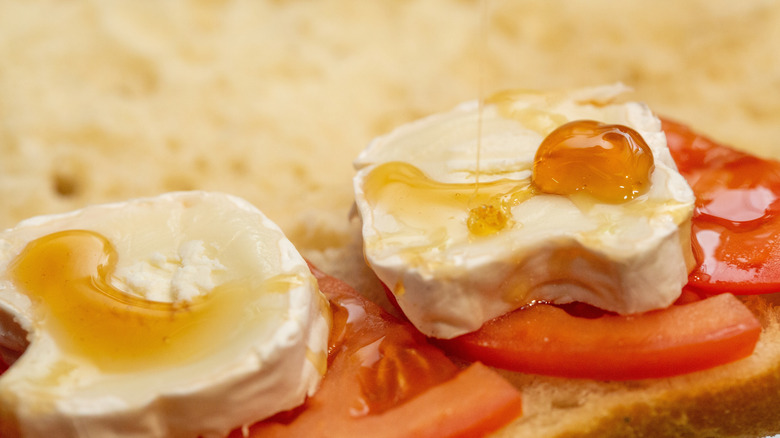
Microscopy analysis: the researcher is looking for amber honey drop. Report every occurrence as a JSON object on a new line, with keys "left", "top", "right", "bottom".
{"left": 532, "top": 120, "right": 655, "bottom": 203}
{"left": 467, "top": 202, "right": 511, "bottom": 236}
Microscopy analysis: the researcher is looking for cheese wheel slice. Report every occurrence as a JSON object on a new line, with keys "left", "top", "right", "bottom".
{"left": 353, "top": 84, "right": 695, "bottom": 339}
{"left": 0, "top": 191, "right": 329, "bottom": 438}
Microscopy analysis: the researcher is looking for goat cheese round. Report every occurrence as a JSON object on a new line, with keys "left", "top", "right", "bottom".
{"left": 353, "top": 84, "right": 695, "bottom": 339}
{"left": 0, "top": 191, "right": 329, "bottom": 437}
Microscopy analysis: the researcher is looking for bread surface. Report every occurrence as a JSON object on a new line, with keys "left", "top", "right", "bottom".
{"left": 1, "top": 1, "right": 780, "bottom": 436}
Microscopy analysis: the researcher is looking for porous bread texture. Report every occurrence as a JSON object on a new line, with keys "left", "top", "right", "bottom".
{"left": 1, "top": 0, "right": 779, "bottom": 259}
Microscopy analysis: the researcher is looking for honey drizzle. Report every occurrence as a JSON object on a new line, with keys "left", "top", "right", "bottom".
{"left": 473, "top": 0, "right": 490, "bottom": 196}
{"left": 362, "top": 162, "right": 534, "bottom": 244}
{"left": 8, "top": 229, "right": 297, "bottom": 372}
{"left": 467, "top": 0, "right": 509, "bottom": 237}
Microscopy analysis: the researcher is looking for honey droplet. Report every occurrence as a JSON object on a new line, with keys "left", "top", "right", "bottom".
{"left": 467, "top": 201, "right": 511, "bottom": 236}
{"left": 532, "top": 120, "right": 655, "bottom": 203}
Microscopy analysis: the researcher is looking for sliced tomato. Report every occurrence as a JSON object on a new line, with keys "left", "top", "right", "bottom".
{"left": 663, "top": 118, "right": 780, "bottom": 294}
{"left": 231, "top": 264, "right": 522, "bottom": 438}
{"left": 437, "top": 292, "right": 760, "bottom": 381}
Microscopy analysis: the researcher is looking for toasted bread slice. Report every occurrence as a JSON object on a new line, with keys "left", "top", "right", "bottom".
{"left": 309, "top": 221, "right": 780, "bottom": 438}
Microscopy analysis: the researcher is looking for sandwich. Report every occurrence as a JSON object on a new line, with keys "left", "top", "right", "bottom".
{"left": 1, "top": 1, "right": 779, "bottom": 437}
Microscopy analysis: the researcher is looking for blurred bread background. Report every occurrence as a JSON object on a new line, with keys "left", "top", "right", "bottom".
{"left": 1, "top": 0, "right": 779, "bottom": 291}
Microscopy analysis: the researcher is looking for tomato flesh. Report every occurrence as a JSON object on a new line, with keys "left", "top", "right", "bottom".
{"left": 438, "top": 292, "right": 760, "bottom": 380}
{"left": 233, "top": 264, "right": 522, "bottom": 437}
{"left": 663, "top": 118, "right": 780, "bottom": 293}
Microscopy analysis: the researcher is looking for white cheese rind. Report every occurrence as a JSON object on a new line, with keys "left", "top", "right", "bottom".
{"left": 353, "top": 84, "right": 695, "bottom": 339}
{"left": 0, "top": 191, "right": 329, "bottom": 437}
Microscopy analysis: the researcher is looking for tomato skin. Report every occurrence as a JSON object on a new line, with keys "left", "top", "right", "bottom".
{"left": 328, "top": 362, "right": 523, "bottom": 438}
{"left": 233, "top": 264, "right": 522, "bottom": 438}
{"left": 437, "top": 293, "right": 760, "bottom": 381}
{"left": 663, "top": 118, "right": 780, "bottom": 294}
{"left": 365, "top": 362, "right": 523, "bottom": 438}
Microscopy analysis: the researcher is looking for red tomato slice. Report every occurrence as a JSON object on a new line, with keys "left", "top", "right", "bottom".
{"left": 663, "top": 118, "right": 780, "bottom": 294}
{"left": 232, "top": 264, "right": 522, "bottom": 438}
{"left": 437, "top": 293, "right": 759, "bottom": 380}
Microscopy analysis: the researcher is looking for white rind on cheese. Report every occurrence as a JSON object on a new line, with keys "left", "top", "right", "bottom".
{"left": 353, "top": 84, "right": 695, "bottom": 339}
{"left": 0, "top": 191, "right": 330, "bottom": 437}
